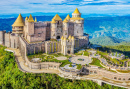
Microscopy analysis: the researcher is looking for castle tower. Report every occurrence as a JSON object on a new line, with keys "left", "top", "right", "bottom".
{"left": 0, "top": 31, "right": 6, "bottom": 45}
{"left": 26, "top": 14, "right": 34, "bottom": 39}
{"left": 51, "top": 19, "right": 57, "bottom": 39}
{"left": 70, "top": 8, "right": 84, "bottom": 36}
{"left": 66, "top": 14, "right": 71, "bottom": 21}
{"left": 72, "top": 8, "right": 81, "bottom": 18}
{"left": 51, "top": 14, "right": 62, "bottom": 39}
{"left": 61, "top": 36, "right": 75, "bottom": 55}
{"left": 12, "top": 14, "right": 24, "bottom": 35}
{"left": 25, "top": 16, "right": 28, "bottom": 24}
{"left": 63, "top": 18, "right": 69, "bottom": 38}
{"left": 71, "top": 36, "right": 75, "bottom": 54}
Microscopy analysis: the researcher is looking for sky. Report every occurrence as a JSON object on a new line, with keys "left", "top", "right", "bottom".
{"left": 0, "top": 0, "right": 130, "bottom": 16}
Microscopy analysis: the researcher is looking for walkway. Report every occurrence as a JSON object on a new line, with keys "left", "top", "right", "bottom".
{"left": 5, "top": 48, "right": 130, "bottom": 89}
{"left": 6, "top": 48, "right": 60, "bottom": 74}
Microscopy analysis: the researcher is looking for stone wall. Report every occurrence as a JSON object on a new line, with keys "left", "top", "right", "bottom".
{"left": 26, "top": 42, "right": 45, "bottom": 55}
{"left": 83, "top": 67, "right": 130, "bottom": 81}
{"left": 10, "top": 34, "right": 19, "bottom": 48}
{"left": 4, "top": 33, "right": 11, "bottom": 47}
{"left": 68, "top": 22, "right": 74, "bottom": 36}
{"left": 45, "top": 41, "right": 61, "bottom": 54}
{"left": 0, "top": 31, "right": 6, "bottom": 45}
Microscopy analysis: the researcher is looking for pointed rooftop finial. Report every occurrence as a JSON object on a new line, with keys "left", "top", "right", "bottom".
{"left": 35, "top": 17, "right": 37, "bottom": 22}
{"left": 25, "top": 16, "right": 28, "bottom": 20}
{"left": 71, "top": 36, "right": 74, "bottom": 40}
{"left": 28, "top": 14, "right": 34, "bottom": 22}
{"left": 73, "top": 8, "right": 80, "bottom": 14}
{"left": 12, "top": 13, "right": 24, "bottom": 26}
{"left": 68, "top": 35, "right": 71, "bottom": 39}
{"left": 61, "top": 36, "right": 64, "bottom": 40}
{"left": 64, "top": 37, "right": 66, "bottom": 41}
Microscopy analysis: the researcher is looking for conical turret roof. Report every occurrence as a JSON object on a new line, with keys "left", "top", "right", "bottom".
{"left": 12, "top": 14, "right": 24, "bottom": 26}
{"left": 66, "top": 14, "right": 70, "bottom": 20}
{"left": 63, "top": 18, "right": 68, "bottom": 23}
{"left": 61, "top": 36, "right": 64, "bottom": 40}
{"left": 28, "top": 14, "right": 34, "bottom": 22}
{"left": 35, "top": 17, "right": 37, "bottom": 22}
{"left": 73, "top": 8, "right": 80, "bottom": 14}
{"left": 68, "top": 35, "right": 71, "bottom": 39}
{"left": 52, "top": 14, "right": 62, "bottom": 21}
{"left": 25, "top": 16, "right": 28, "bottom": 20}
{"left": 51, "top": 19, "right": 56, "bottom": 23}
{"left": 71, "top": 36, "right": 74, "bottom": 40}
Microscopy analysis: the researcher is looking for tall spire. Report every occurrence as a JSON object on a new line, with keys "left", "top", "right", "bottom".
{"left": 73, "top": 8, "right": 80, "bottom": 14}
{"left": 28, "top": 14, "right": 34, "bottom": 22}
{"left": 35, "top": 17, "right": 37, "bottom": 22}
{"left": 12, "top": 14, "right": 24, "bottom": 26}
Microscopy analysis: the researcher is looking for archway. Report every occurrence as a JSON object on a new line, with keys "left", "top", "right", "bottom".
{"left": 57, "top": 36, "right": 60, "bottom": 39}
{"left": 67, "top": 50, "right": 70, "bottom": 54}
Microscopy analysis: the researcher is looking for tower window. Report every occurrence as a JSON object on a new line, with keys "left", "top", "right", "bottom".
{"left": 38, "top": 33, "right": 41, "bottom": 37}
{"left": 57, "top": 21, "right": 59, "bottom": 24}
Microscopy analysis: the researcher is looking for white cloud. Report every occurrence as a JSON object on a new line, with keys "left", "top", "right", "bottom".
{"left": 0, "top": 0, "right": 129, "bottom": 16}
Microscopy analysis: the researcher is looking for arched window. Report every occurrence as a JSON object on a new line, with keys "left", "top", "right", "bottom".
{"left": 118, "top": 78, "right": 121, "bottom": 80}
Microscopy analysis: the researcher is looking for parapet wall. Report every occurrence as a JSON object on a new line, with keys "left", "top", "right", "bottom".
{"left": 83, "top": 67, "right": 130, "bottom": 82}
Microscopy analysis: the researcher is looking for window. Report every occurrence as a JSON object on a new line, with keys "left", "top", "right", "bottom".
{"left": 114, "top": 77, "right": 117, "bottom": 79}
{"left": 118, "top": 78, "right": 121, "bottom": 80}
{"left": 94, "top": 71, "right": 97, "bottom": 74}
{"left": 57, "top": 21, "right": 59, "bottom": 24}
{"left": 38, "top": 33, "right": 41, "bottom": 37}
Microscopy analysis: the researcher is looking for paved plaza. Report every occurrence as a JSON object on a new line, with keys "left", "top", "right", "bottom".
{"left": 69, "top": 56, "right": 92, "bottom": 65}
{"left": 56, "top": 56, "right": 67, "bottom": 60}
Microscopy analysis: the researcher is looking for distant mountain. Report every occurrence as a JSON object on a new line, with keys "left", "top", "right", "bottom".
{"left": 90, "top": 36, "right": 126, "bottom": 46}
{"left": 0, "top": 16, "right": 130, "bottom": 42}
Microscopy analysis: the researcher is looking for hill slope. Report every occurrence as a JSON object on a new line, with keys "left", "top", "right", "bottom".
{"left": 90, "top": 36, "right": 126, "bottom": 46}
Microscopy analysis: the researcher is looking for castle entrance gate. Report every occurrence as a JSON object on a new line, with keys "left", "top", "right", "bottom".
{"left": 57, "top": 36, "right": 60, "bottom": 39}
{"left": 67, "top": 50, "right": 70, "bottom": 54}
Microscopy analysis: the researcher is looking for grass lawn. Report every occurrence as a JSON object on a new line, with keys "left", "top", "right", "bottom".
{"left": 89, "top": 58, "right": 104, "bottom": 68}
{"left": 97, "top": 51, "right": 108, "bottom": 56}
{"left": 27, "top": 53, "right": 72, "bottom": 67}
{"left": 110, "top": 58, "right": 120, "bottom": 65}
{"left": 76, "top": 64, "right": 82, "bottom": 70}
{"left": 84, "top": 51, "right": 89, "bottom": 56}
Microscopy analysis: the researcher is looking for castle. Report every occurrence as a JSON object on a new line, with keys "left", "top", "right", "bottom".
{"left": 0, "top": 8, "right": 89, "bottom": 56}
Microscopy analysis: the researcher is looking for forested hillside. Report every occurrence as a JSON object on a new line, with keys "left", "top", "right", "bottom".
{"left": 0, "top": 45, "right": 125, "bottom": 89}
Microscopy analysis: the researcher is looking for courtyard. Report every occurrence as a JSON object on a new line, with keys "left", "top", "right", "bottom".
{"left": 69, "top": 56, "right": 92, "bottom": 65}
